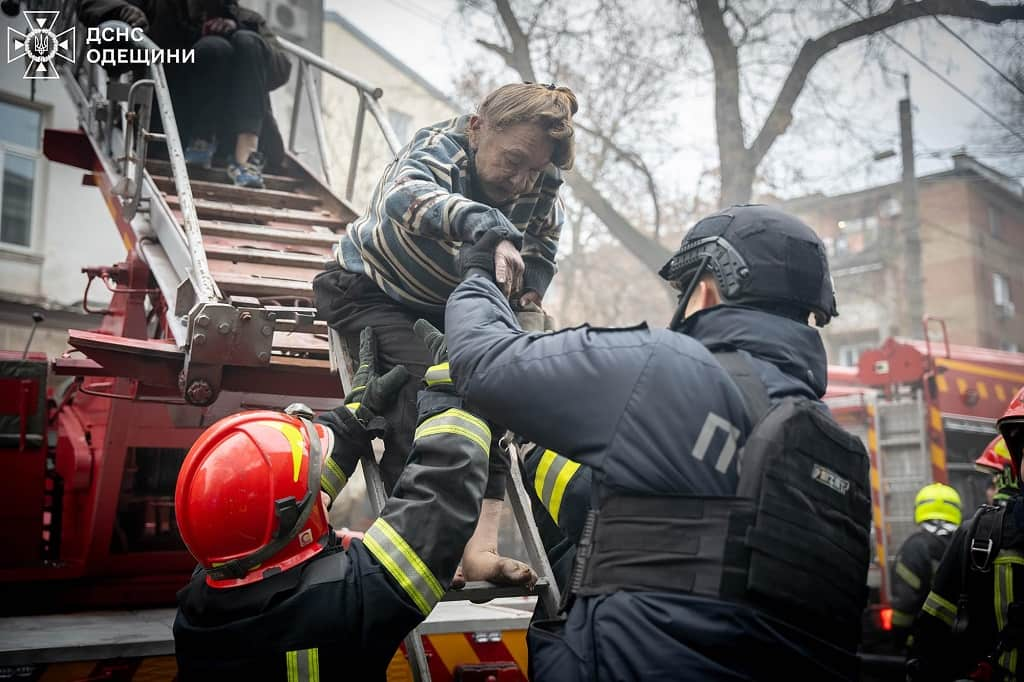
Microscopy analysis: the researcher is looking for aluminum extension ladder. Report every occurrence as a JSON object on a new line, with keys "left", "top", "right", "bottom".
{"left": 328, "top": 329, "right": 560, "bottom": 682}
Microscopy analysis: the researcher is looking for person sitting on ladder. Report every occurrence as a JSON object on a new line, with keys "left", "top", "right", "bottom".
{"left": 313, "top": 82, "right": 578, "bottom": 588}
{"left": 79, "top": 0, "right": 292, "bottom": 188}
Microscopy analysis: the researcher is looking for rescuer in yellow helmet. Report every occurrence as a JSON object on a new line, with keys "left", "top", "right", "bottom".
{"left": 889, "top": 483, "right": 963, "bottom": 648}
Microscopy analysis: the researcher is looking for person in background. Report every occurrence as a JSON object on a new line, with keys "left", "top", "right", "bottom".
{"left": 889, "top": 483, "right": 962, "bottom": 647}
{"left": 975, "top": 435, "right": 1018, "bottom": 506}
{"left": 908, "top": 387, "right": 1024, "bottom": 681}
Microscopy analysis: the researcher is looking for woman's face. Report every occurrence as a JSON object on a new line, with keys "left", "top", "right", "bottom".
{"left": 468, "top": 117, "right": 553, "bottom": 206}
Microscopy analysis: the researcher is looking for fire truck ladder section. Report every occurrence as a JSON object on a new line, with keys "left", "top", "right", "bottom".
{"left": 47, "top": 6, "right": 403, "bottom": 406}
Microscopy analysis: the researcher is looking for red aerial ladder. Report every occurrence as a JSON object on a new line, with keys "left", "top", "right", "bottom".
{"left": 0, "top": 4, "right": 541, "bottom": 681}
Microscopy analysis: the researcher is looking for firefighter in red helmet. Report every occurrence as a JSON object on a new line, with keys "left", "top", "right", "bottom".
{"left": 976, "top": 435, "right": 1019, "bottom": 507}
{"left": 173, "top": 326, "right": 492, "bottom": 679}
{"left": 909, "top": 386, "right": 1024, "bottom": 681}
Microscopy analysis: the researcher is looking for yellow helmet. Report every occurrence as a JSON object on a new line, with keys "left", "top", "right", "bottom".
{"left": 914, "top": 483, "right": 962, "bottom": 526}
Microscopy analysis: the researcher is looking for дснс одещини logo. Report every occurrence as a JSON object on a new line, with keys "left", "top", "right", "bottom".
{"left": 7, "top": 10, "right": 74, "bottom": 80}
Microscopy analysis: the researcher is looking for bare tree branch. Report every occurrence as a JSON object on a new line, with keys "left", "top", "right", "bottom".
{"left": 475, "top": 38, "right": 513, "bottom": 64}
{"left": 749, "top": 0, "right": 1024, "bottom": 166}
{"left": 575, "top": 121, "right": 662, "bottom": 237}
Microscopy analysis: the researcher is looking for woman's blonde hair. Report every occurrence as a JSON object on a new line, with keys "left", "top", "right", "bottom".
{"left": 477, "top": 83, "right": 578, "bottom": 170}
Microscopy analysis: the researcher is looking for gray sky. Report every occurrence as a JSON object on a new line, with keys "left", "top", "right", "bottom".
{"left": 328, "top": 0, "right": 1019, "bottom": 199}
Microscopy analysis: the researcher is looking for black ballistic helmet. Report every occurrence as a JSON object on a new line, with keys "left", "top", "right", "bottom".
{"left": 660, "top": 204, "right": 838, "bottom": 329}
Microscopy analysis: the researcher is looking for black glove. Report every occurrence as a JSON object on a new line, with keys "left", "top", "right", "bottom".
{"left": 414, "top": 318, "right": 456, "bottom": 392}
{"left": 458, "top": 229, "right": 520, "bottom": 279}
{"left": 414, "top": 319, "right": 447, "bottom": 363}
{"left": 118, "top": 5, "right": 149, "bottom": 29}
{"left": 342, "top": 326, "right": 409, "bottom": 438}
{"left": 414, "top": 319, "right": 464, "bottom": 423}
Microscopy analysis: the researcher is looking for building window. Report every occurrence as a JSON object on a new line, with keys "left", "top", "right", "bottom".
{"left": 0, "top": 100, "right": 42, "bottom": 249}
{"left": 834, "top": 215, "right": 879, "bottom": 256}
{"left": 988, "top": 205, "right": 1003, "bottom": 240}
{"left": 387, "top": 108, "right": 413, "bottom": 144}
{"left": 837, "top": 342, "right": 875, "bottom": 368}
{"left": 993, "top": 272, "right": 1015, "bottom": 318}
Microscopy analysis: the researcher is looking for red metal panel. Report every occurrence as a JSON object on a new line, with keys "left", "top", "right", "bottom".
{"left": 42, "top": 128, "right": 98, "bottom": 171}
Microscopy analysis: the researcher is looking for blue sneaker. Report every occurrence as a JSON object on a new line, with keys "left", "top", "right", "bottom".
{"left": 227, "top": 151, "right": 265, "bottom": 189}
{"left": 184, "top": 139, "right": 216, "bottom": 169}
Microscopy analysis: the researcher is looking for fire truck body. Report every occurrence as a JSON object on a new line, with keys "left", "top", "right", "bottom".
{"left": 824, "top": 333, "right": 1024, "bottom": 657}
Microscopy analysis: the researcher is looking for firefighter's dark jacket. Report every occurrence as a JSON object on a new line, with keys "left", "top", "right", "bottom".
{"left": 173, "top": 392, "right": 489, "bottom": 681}
{"left": 891, "top": 528, "right": 953, "bottom": 633}
{"left": 445, "top": 273, "right": 857, "bottom": 680}
{"left": 910, "top": 498, "right": 1024, "bottom": 680}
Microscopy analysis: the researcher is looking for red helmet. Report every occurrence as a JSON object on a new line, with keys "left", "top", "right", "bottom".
{"left": 976, "top": 435, "right": 1013, "bottom": 475}
{"left": 997, "top": 387, "right": 1024, "bottom": 483}
{"left": 175, "top": 406, "right": 333, "bottom": 588}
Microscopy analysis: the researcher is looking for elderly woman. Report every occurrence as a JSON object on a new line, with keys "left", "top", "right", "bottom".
{"left": 314, "top": 83, "right": 578, "bottom": 585}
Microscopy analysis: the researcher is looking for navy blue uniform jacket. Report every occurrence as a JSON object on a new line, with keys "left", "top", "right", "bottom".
{"left": 445, "top": 274, "right": 859, "bottom": 681}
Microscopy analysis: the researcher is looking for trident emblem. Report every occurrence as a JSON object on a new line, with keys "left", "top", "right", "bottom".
{"left": 7, "top": 10, "right": 75, "bottom": 80}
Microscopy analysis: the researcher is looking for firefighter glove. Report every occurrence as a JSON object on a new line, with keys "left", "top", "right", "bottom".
{"left": 342, "top": 326, "right": 409, "bottom": 438}
{"left": 459, "top": 229, "right": 524, "bottom": 296}
{"left": 414, "top": 319, "right": 454, "bottom": 392}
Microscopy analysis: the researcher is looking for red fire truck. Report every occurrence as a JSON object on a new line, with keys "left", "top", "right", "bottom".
{"left": 824, "top": 323, "right": 1024, "bottom": 664}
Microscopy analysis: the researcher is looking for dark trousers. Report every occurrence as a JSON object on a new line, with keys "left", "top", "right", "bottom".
{"left": 165, "top": 30, "right": 269, "bottom": 147}
{"left": 313, "top": 264, "right": 508, "bottom": 499}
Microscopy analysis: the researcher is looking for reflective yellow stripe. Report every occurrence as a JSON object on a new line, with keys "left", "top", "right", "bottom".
{"left": 922, "top": 591, "right": 957, "bottom": 627}
{"left": 996, "top": 549, "right": 1024, "bottom": 566}
{"left": 892, "top": 609, "right": 916, "bottom": 628}
{"left": 895, "top": 561, "right": 923, "bottom": 591}
{"left": 533, "top": 450, "right": 581, "bottom": 525}
{"left": 364, "top": 517, "right": 444, "bottom": 615}
{"left": 320, "top": 456, "right": 348, "bottom": 500}
{"left": 547, "top": 458, "right": 581, "bottom": 524}
{"left": 995, "top": 552, "right": 1020, "bottom": 672}
{"left": 309, "top": 648, "right": 320, "bottom": 681}
{"left": 424, "top": 362, "right": 452, "bottom": 386}
{"left": 414, "top": 409, "right": 491, "bottom": 456}
{"left": 285, "top": 648, "right": 319, "bottom": 681}
{"left": 533, "top": 450, "right": 558, "bottom": 502}
{"left": 345, "top": 402, "right": 361, "bottom": 413}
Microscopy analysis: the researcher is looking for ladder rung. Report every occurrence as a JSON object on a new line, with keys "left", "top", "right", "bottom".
{"left": 151, "top": 175, "right": 322, "bottom": 211}
{"left": 211, "top": 271, "right": 314, "bottom": 298}
{"left": 204, "top": 244, "right": 329, "bottom": 269}
{"left": 168, "top": 196, "right": 346, "bottom": 229}
{"left": 198, "top": 220, "right": 340, "bottom": 246}
{"left": 146, "top": 158, "right": 303, "bottom": 192}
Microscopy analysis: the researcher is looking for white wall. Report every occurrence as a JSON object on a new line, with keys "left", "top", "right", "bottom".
{"left": 0, "top": 13, "right": 124, "bottom": 309}
{"left": 321, "top": 16, "right": 458, "bottom": 210}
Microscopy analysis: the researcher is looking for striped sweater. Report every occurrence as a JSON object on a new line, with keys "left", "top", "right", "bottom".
{"left": 336, "top": 115, "right": 564, "bottom": 315}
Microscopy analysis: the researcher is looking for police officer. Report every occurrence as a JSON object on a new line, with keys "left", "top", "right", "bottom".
{"left": 440, "top": 204, "right": 871, "bottom": 680}
{"left": 909, "top": 387, "right": 1024, "bottom": 681}
{"left": 172, "top": 327, "right": 491, "bottom": 679}
{"left": 890, "top": 483, "right": 962, "bottom": 644}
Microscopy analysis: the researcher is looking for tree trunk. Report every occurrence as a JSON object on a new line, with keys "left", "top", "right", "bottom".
{"left": 718, "top": 154, "right": 756, "bottom": 207}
